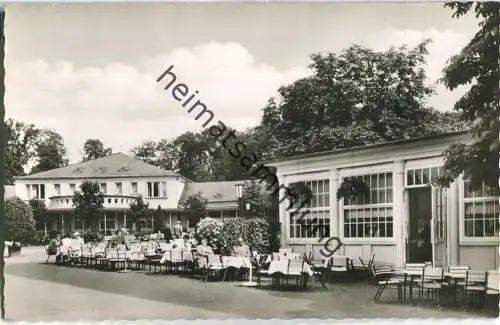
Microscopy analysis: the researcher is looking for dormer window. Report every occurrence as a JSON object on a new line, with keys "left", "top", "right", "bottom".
{"left": 118, "top": 166, "right": 129, "bottom": 173}
{"left": 95, "top": 167, "right": 106, "bottom": 175}
{"left": 73, "top": 167, "right": 84, "bottom": 174}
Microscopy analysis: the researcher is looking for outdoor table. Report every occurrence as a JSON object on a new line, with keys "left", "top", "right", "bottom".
{"left": 221, "top": 256, "right": 252, "bottom": 281}
{"left": 266, "top": 260, "right": 313, "bottom": 289}
{"left": 265, "top": 252, "right": 302, "bottom": 263}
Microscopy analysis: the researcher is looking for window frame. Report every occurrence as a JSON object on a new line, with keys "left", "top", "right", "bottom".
{"left": 341, "top": 172, "right": 395, "bottom": 242}
{"left": 287, "top": 178, "right": 331, "bottom": 241}
{"left": 459, "top": 176, "right": 499, "bottom": 245}
{"left": 147, "top": 181, "right": 163, "bottom": 198}
{"left": 116, "top": 182, "right": 123, "bottom": 194}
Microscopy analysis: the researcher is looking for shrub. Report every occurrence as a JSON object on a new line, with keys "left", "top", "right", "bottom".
{"left": 5, "top": 196, "right": 36, "bottom": 244}
{"left": 195, "top": 217, "right": 224, "bottom": 251}
{"left": 196, "top": 217, "right": 272, "bottom": 254}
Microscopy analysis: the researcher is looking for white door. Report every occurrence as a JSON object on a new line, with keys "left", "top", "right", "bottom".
{"left": 431, "top": 186, "right": 447, "bottom": 267}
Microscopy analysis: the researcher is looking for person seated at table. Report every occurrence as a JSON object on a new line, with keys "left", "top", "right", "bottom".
{"left": 46, "top": 233, "right": 62, "bottom": 258}
{"left": 182, "top": 234, "right": 192, "bottom": 250}
{"left": 108, "top": 229, "right": 126, "bottom": 248}
{"left": 231, "top": 237, "right": 250, "bottom": 257}
{"left": 196, "top": 237, "right": 214, "bottom": 258}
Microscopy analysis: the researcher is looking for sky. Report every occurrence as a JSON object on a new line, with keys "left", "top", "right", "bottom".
{"left": 5, "top": 2, "right": 479, "bottom": 164}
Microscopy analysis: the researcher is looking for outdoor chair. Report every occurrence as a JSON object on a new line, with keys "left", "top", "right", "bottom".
{"left": 371, "top": 265, "right": 404, "bottom": 303}
{"left": 81, "top": 245, "right": 93, "bottom": 267}
{"left": 181, "top": 249, "right": 195, "bottom": 273}
{"left": 418, "top": 267, "right": 445, "bottom": 307}
{"left": 286, "top": 259, "right": 305, "bottom": 288}
{"left": 445, "top": 265, "right": 470, "bottom": 305}
{"left": 201, "top": 254, "right": 225, "bottom": 282}
{"left": 485, "top": 270, "right": 499, "bottom": 316}
{"left": 401, "top": 263, "right": 426, "bottom": 303}
{"left": 461, "top": 270, "right": 487, "bottom": 310}
{"left": 45, "top": 245, "right": 58, "bottom": 263}
{"left": 351, "top": 254, "right": 375, "bottom": 272}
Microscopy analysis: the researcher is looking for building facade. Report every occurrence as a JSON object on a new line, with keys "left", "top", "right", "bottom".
{"left": 267, "top": 131, "right": 499, "bottom": 271}
{"left": 13, "top": 153, "right": 241, "bottom": 235}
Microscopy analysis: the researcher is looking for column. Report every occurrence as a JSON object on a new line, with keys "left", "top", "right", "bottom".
{"left": 393, "top": 160, "right": 405, "bottom": 268}
{"left": 329, "top": 169, "right": 339, "bottom": 239}
{"left": 277, "top": 173, "right": 287, "bottom": 248}
{"left": 169, "top": 211, "right": 172, "bottom": 229}
{"left": 104, "top": 214, "right": 107, "bottom": 234}
{"left": 448, "top": 178, "right": 460, "bottom": 265}
{"left": 123, "top": 211, "right": 127, "bottom": 229}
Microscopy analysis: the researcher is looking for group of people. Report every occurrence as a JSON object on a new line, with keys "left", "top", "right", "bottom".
{"left": 46, "top": 231, "right": 85, "bottom": 259}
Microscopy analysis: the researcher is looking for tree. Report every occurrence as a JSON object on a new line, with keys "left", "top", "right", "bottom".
{"left": 5, "top": 197, "right": 36, "bottom": 244}
{"left": 82, "top": 139, "right": 112, "bottom": 161}
{"left": 179, "top": 192, "right": 208, "bottom": 226}
{"left": 261, "top": 42, "right": 467, "bottom": 159}
{"left": 242, "top": 180, "right": 277, "bottom": 219}
{"left": 173, "top": 131, "right": 215, "bottom": 181}
{"left": 30, "top": 129, "right": 68, "bottom": 174}
{"left": 436, "top": 2, "right": 500, "bottom": 191}
{"left": 5, "top": 119, "right": 40, "bottom": 184}
{"left": 72, "top": 181, "right": 104, "bottom": 232}
{"left": 131, "top": 139, "right": 179, "bottom": 172}
{"left": 127, "top": 197, "right": 151, "bottom": 233}
{"left": 28, "top": 198, "right": 49, "bottom": 236}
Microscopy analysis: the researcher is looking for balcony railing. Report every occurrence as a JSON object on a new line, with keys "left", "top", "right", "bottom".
{"left": 48, "top": 194, "right": 141, "bottom": 210}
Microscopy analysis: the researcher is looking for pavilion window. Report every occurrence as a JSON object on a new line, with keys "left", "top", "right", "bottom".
{"left": 343, "top": 172, "right": 393, "bottom": 238}
{"left": 288, "top": 179, "right": 330, "bottom": 239}
{"left": 463, "top": 179, "right": 499, "bottom": 238}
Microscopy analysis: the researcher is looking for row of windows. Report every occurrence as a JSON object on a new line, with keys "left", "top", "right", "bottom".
{"left": 56, "top": 214, "right": 155, "bottom": 233}
{"left": 287, "top": 173, "right": 498, "bottom": 240}
{"left": 26, "top": 181, "right": 168, "bottom": 199}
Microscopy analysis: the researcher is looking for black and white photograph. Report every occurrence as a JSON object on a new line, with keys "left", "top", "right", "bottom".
{"left": 0, "top": 0, "right": 498, "bottom": 321}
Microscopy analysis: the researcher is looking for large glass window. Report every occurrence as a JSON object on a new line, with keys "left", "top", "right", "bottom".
{"left": 288, "top": 179, "right": 330, "bottom": 238}
{"left": 343, "top": 172, "right": 393, "bottom": 238}
{"left": 463, "top": 180, "right": 499, "bottom": 238}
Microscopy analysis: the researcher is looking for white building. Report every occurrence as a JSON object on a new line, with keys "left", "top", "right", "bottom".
{"left": 267, "top": 131, "right": 499, "bottom": 270}
{"left": 13, "top": 153, "right": 242, "bottom": 235}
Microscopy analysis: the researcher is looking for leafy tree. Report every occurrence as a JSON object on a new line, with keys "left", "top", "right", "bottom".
{"left": 28, "top": 198, "right": 49, "bottom": 236}
{"left": 5, "top": 119, "right": 40, "bottom": 184}
{"left": 72, "top": 181, "right": 104, "bottom": 232}
{"left": 261, "top": 42, "right": 467, "bottom": 159}
{"left": 30, "top": 129, "right": 68, "bottom": 174}
{"left": 179, "top": 192, "right": 208, "bottom": 226}
{"left": 131, "top": 139, "right": 179, "bottom": 172}
{"left": 242, "top": 180, "right": 277, "bottom": 219}
{"left": 173, "top": 131, "right": 215, "bottom": 181}
{"left": 82, "top": 139, "right": 112, "bottom": 161}
{"left": 128, "top": 197, "right": 152, "bottom": 233}
{"left": 436, "top": 2, "right": 499, "bottom": 191}
{"left": 5, "top": 197, "right": 36, "bottom": 244}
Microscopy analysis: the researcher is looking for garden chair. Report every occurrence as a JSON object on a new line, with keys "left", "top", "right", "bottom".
{"left": 402, "top": 263, "right": 426, "bottom": 302}
{"left": 81, "top": 245, "right": 93, "bottom": 268}
{"left": 372, "top": 265, "right": 404, "bottom": 303}
{"left": 485, "top": 270, "right": 499, "bottom": 316}
{"left": 202, "top": 254, "right": 225, "bottom": 282}
{"left": 461, "top": 270, "right": 486, "bottom": 310}
{"left": 446, "top": 265, "right": 470, "bottom": 305}
{"left": 181, "top": 249, "right": 195, "bottom": 273}
{"left": 286, "top": 259, "right": 305, "bottom": 288}
{"left": 418, "top": 267, "right": 444, "bottom": 307}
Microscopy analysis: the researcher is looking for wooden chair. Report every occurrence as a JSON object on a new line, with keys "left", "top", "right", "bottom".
{"left": 372, "top": 265, "right": 404, "bottom": 303}
{"left": 485, "top": 270, "right": 499, "bottom": 315}
{"left": 461, "top": 270, "right": 486, "bottom": 310}
{"left": 286, "top": 259, "right": 305, "bottom": 288}
{"left": 418, "top": 267, "right": 444, "bottom": 306}
{"left": 202, "top": 254, "right": 225, "bottom": 282}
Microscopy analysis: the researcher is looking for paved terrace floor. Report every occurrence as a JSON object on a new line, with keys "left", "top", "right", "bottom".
{"left": 2, "top": 247, "right": 493, "bottom": 321}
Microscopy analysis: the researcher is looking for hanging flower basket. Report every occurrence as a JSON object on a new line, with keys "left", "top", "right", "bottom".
{"left": 336, "top": 178, "right": 370, "bottom": 201}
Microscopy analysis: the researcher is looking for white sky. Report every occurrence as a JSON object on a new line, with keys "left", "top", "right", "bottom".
{"left": 5, "top": 2, "right": 478, "bottom": 163}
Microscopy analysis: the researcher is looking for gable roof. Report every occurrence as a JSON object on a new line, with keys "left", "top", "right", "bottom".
{"left": 15, "top": 153, "right": 179, "bottom": 180}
